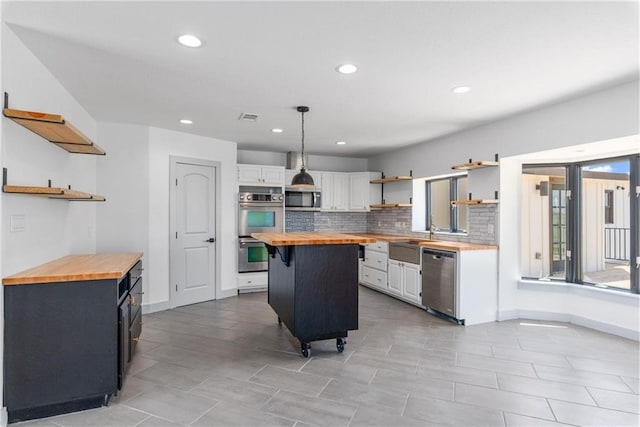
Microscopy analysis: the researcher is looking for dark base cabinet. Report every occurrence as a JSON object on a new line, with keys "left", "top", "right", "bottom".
{"left": 4, "top": 260, "right": 143, "bottom": 423}
{"left": 267, "top": 244, "right": 358, "bottom": 357}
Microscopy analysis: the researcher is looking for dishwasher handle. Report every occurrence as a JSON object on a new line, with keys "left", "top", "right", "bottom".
{"left": 422, "top": 248, "right": 456, "bottom": 259}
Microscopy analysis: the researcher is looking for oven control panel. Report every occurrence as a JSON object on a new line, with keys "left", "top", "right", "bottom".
{"left": 239, "top": 192, "right": 284, "bottom": 202}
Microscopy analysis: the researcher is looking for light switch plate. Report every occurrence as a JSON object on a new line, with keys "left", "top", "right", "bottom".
{"left": 10, "top": 214, "right": 26, "bottom": 232}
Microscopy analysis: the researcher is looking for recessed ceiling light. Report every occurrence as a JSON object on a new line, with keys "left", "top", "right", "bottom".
{"left": 179, "top": 119, "right": 193, "bottom": 124}
{"left": 452, "top": 86, "right": 471, "bottom": 94}
{"left": 336, "top": 64, "right": 357, "bottom": 74}
{"left": 178, "top": 34, "right": 203, "bottom": 48}
{"left": 336, "top": 141, "right": 347, "bottom": 145}
{"left": 271, "top": 128, "right": 283, "bottom": 133}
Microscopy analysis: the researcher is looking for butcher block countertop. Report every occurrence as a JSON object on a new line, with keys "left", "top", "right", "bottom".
{"left": 251, "top": 232, "right": 376, "bottom": 246}
{"left": 3, "top": 252, "right": 143, "bottom": 285}
{"left": 353, "top": 233, "right": 497, "bottom": 251}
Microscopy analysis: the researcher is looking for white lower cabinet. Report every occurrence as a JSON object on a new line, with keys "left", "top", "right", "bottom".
{"left": 359, "top": 241, "right": 388, "bottom": 291}
{"left": 387, "top": 259, "right": 402, "bottom": 295}
{"left": 403, "top": 263, "right": 421, "bottom": 302}
{"left": 237, "top": 272, "right": 268, "bottom": 292}
{"left": 388, "top": 259, "right": 421, "bottom": 303}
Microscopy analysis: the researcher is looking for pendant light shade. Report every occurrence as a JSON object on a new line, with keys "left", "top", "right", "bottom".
{"left": 291, "top": 106, "right": 315, "bottom": 187}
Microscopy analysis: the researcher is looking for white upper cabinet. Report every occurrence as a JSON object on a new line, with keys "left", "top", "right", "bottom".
{"left": 349, "top": 172, "right": 383, "bottom": 211}
{"left": 238, "top": 164, "right": 284, "bottom": 187}
{"left": 319, "top": 171, "right": 380, "bottom": 212}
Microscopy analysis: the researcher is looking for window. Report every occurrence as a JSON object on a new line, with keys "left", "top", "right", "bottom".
{"left": 521, "top": 166, "right": 567, "bottom": 280}
{"left": 604, "top": 189, "right": 614, "bottom": 224}
{"left": 426, "top": 174, "right": 468, "bottom": 233}
{"left": 521, "top": 155, "right": 638, "bottom": 294}
{"left": 582, "top": 160, "right": 630, "bottom": 290}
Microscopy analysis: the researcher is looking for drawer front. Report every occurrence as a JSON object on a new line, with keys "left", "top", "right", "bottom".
{"left": 129, "top": 309, "right": 142, "bottom": 360}
{"left": 365, "top": 241, "right": 388, "bottom": 253}
{"left": 361, "top": 265, "right": 387, "bottom": 289}
{"left": 128, "top": 260, "right": 143, "bottom": 289}
{"left": 129, "top": 278, "right": 143, "bottom": 324}
{"left": 363, "top": 250, "right": 387, "bottom": 271}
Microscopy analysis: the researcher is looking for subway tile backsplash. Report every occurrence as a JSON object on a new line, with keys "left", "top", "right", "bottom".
{"left": 367, "top": 205, "right": 498, "bottom": 245}
{"left": 286, "top": 205, "right": 497, "bottom": 245}
{"left": 314, "top": 212, "right": 368, "bottom": 232}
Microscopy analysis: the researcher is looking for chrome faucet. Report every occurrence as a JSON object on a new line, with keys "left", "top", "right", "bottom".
{"left": 429, "top": 215, "right": 435, "bottom": 240}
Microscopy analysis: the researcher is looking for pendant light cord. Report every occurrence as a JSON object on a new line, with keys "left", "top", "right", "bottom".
{"left": 301, "top": 110, "right": 306, "bottom": 170}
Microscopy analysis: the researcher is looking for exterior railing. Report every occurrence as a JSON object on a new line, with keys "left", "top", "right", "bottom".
{"left": 604, "top": 227, "right": 630, "bottom": 261}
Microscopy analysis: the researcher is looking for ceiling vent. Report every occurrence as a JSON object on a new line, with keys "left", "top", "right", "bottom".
{"left": 238, "top": 112, "right": 259, "bottom": 122}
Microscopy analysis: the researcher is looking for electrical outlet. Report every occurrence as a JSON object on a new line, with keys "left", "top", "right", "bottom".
{"left": 487, "top": 223, "right": 494, "bottom": 234}
{"left": 10, "top": 215, "right": 25, "bottom": 233}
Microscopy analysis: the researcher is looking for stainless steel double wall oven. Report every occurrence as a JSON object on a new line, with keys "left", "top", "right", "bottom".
{"left": 238, "top": 192, "right": 284, "bottom": 272}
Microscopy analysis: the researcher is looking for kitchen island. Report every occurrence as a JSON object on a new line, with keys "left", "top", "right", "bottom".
{"left": 251, "top": 232, "right": 375, "bottom": 357}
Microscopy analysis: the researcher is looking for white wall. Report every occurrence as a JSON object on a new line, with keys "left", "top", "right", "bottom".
{"left": 95, "top": 124, "right": 238, "bottom": 312}
{"left": 147, "top": 127, "right": 237, "bottom": 309}
{"left": 369, "top": 80, "right": 640, "bottom": 338}
{"left": 96, "top": 123, "right": 150, "bottom": 293}
{"left": 1, "top": 22, "right": 99, "bottom": 421}
{"left": 1, "top": 24, "right": 98, "bottom": 276}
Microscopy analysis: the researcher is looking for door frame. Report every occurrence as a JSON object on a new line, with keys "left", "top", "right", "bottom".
{"left": 169, "top": 156, "right": 221, "bottom": 308}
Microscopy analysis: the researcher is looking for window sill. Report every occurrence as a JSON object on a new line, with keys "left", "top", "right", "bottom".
{"left": 518, "top": 279, "right": 639, "bottom": 305}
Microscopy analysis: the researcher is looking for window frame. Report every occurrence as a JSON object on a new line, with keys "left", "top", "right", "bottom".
{"left": 425, "top": 173, "right": 468, "bottom": 234}
{"left": 522, "top": 154, "right": 638, "bottom": 294}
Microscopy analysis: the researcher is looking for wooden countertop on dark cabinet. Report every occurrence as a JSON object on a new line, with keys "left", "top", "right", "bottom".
{"left": 3, "top": 253, "right": 143, "bottom": 423}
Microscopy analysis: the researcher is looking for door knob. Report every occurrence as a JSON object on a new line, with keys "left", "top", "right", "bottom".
{"left": 205, "top": 237, "right": 216, "bottom": 243}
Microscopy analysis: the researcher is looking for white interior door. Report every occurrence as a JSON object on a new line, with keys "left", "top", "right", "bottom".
{"left": 171, "top": 160, "right": 216, "bottom": 307}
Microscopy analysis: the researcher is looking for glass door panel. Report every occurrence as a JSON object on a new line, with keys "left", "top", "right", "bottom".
{"left": 581, "top": 160, "right": 630, "bottom": 290}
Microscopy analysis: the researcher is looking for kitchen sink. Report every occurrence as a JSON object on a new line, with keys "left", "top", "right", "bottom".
{"left": 388, "top": 241, "right": 422, "bottom": 264}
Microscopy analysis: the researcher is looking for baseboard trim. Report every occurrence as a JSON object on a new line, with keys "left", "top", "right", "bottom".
{"left": 142, "top": 300, "right": 170, "bottom": 314}
{"left": 218, "top": 288, "right": 238, "bottom": 299}
{"left": 142, "top": 289, "right": 239, "bottom": 314}
{"left": 498, "top": 309, "right": 639, "bottom": 341}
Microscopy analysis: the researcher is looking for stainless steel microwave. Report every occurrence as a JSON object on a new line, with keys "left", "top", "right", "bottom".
{"left": 285, "top": 188, "right": 321, "bottom": 211}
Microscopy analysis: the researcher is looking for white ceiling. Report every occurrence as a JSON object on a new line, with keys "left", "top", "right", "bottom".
{"left": 3, "top": 1, "right": 638, "bottom": 157}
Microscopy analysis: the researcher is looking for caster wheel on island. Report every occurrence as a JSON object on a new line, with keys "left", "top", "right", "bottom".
{"left": 300, "top": 343, "right": 311, "bottom": 358}
{"left": 336, "top": 338, "right": 346, "bottom": 353}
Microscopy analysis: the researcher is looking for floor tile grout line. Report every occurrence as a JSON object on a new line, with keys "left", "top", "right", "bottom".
{"left": 188, "top": 399, "right": 222, "bottom": 426}
{"left": 315, "top": 377, "right": 334, "bottom": 398}
{"left": 120, "top": 403, "right": 185, "bottom": 425}
{"left": 132, "top": 414, "right": 153, "bottom": 426}
{"left": 400, "top": 392, "right": 410, "bottom": 417}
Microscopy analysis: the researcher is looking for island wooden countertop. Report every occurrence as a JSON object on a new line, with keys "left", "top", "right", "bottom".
{"left": 251, "top": 232, "right": 376, "bottom": 246}
{"left": 352, "top": 233, "right": 497, "bottom": 251}
{"left": 3, "top": 252, "right": 143, "bottom": 285}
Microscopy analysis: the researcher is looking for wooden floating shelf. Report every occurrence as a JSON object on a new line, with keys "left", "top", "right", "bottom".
{"left": 370, "top": 203, "right": 413, "bottom": 209}
{"left": 451, "top": 199, "right": 499, "bottom": 205}
{"left": 370, "top": 175, "right": 413, "bottom": 184}
{"left": 3, "top": 108, "right": 106, "bottom": 155}
{"left": 451, "top": 160, "right": 499, "bottom": 170}
{"left": 3, "top": 185, "right": 106, "bottom": 201}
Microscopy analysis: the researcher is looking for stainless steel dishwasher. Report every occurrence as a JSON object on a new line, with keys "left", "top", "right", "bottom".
{"left": 422, "top": 248, "right": 458, "bottom": 321}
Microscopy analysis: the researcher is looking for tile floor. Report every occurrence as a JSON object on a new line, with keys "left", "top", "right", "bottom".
{"left": 15, "top": 286, "right": 640, "bottom": 427}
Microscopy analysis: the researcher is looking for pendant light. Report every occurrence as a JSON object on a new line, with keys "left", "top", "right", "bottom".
{"left": 291, "top": 106, "right": 315, "bottom": 187}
